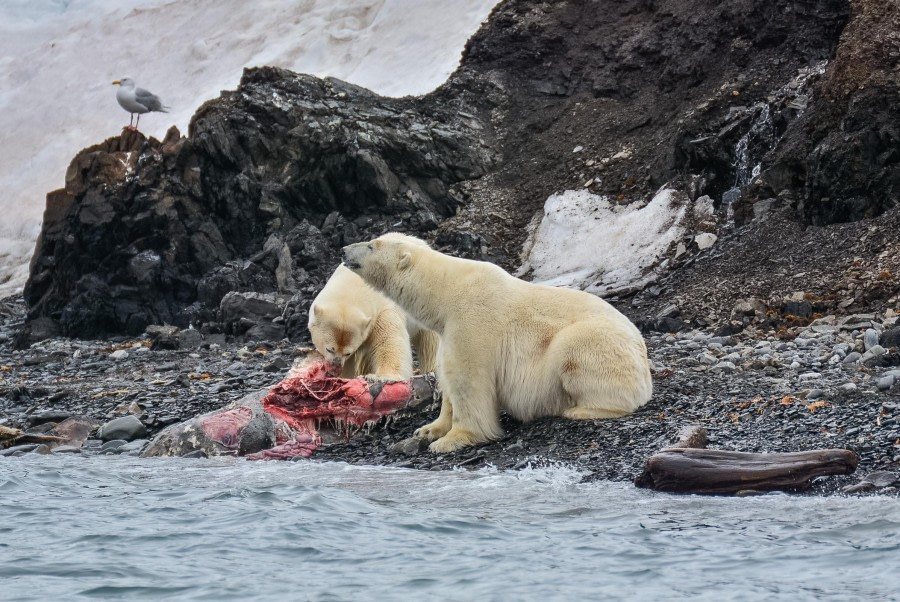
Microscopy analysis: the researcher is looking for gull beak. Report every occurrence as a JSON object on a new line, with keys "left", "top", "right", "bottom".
{"left": 112, "top": 80, "right": 121, "bottom": 85}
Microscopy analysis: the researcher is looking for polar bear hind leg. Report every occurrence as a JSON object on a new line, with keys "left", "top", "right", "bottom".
{"left": 552, "top": 322, "right": 651, "bottom": 420}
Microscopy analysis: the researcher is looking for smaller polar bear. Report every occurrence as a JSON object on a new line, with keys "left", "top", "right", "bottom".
{"left": 308, "top": 263, "right": 439, "bottom": 381}
{"left": 342, "top": 233, "right": 653, "bottom": 453}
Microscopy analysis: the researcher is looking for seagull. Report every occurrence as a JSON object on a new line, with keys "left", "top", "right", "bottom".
{"left": 112, "top": 77, "right": 168, "bottom": 131}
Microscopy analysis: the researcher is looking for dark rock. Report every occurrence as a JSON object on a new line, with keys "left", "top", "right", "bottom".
{"left": 100, "top": 439, "right": 128, "bottom": 452}
{"left": 390, "top": 437, "right": 428, "bottom": 456}
{"left": 781, "top": 300, "right": 812, "bottom": 318}
{"left": 118, "top": 439, "right": 150, "bottom": 454}
{"left": 24, "top": 68, "right": 496, "bottom": 339}
{"left": 97, "top": 416, "right": 148, "bottom": 442}
{"left": 28, "top": 410, "right": 73, "bottom": 427}
{"left": 146, "top": 324, "right": 180, "bottom": 350}
{"left": 262, "top": 357, "right": 288, "bottom": 373}
{"left": 655, "top": 317, "right": 688, "bottom": 333}
{"left": 181, "top": 450, "right": 209, "bottom": 459}
{"left": 219, "top": 292, "right": 285, "bottom": 338}
{"left": 841, "top": 481, "right": 876, "bottom": 494}
{"left": 881, "top": 327, "right": 900, "bottom": 350}
{"left": 764, "top": 1, "right": 900, "bottom": 226}
{"left": 0, "top": 444, "right": 40, "bottom": 457}
{"left": 177, "top": 328, "right": 203, "bottom": 349}
{"left": 721, "top": 188, "right": 742, "bottom": 205}
{"left": 13, "top": 316, "right": 61, "bottom": 347}
{"left": 862, "top": 471, "right": 899, "bottom": 488}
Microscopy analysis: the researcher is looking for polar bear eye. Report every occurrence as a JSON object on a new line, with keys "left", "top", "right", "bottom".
{"left": 326, "top": 347, "right": 335, "bottom": 354}
{"left": 367, "top": 244, "right": 374, "bottom": 250}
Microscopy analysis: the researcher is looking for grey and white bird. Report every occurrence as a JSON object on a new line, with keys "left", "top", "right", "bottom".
{"left": 112, "top": 77, "right": 168, "bottom": 131}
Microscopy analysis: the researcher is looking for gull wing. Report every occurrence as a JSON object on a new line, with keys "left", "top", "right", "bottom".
{"left": 135, "top": 87, "right": 168, "bottom": 112}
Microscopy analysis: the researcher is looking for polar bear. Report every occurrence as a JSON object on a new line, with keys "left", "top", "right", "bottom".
{"left": 342, "top": 232, "right": 653, "bottom": 453}
{"left": 308, "top": 263, "right": 439, "bottom": 381}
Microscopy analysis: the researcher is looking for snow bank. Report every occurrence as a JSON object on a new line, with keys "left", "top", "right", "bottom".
{"left": 0, "top": 0, "right": 499, "bottom": 298}
{"left": 518, "top": 189, "right": 687, "bottom": 296}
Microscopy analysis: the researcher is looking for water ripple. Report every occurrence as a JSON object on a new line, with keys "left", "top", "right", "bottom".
{"left": 0, "top": 455, "right": 898, "bottom": 601}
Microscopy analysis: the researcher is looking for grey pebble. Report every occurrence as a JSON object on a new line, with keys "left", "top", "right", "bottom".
{"left": 876, "top": 375, "right": 896, "bottom": 391}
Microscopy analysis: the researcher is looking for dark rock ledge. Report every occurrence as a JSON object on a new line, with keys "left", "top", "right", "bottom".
{"left": 24, "top": 69, "right": 497, "bottom": 340}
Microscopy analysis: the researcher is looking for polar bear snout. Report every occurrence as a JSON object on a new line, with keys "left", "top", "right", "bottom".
{"left": 341, "top": 242, "right": 368, "bottom": 270}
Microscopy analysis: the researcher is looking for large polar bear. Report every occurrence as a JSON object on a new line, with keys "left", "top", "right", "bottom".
{"left": 309, "top": 264, "right": 439, "bottom": 381}
{"left": 342, "top": 233, "right": 653, "bottom": 453}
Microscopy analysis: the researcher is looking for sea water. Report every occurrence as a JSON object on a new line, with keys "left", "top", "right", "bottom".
{"left": 1, "top": 456, "right": 898, "bottom": 601}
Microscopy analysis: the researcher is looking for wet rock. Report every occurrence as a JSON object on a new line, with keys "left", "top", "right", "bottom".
{"left": 52, "top": 445, "right": 82, "bottom": 454}
{"left": 841, "top": 481, "right": 875, "bottom": 494}
{"left": 0, "top": 444, "right": 40, "bottom": 457}
{"left": 181, "top": 450, "right": 208, "bottom": 459}
{"left": 28, "top": 410, "right": 73, "bottom": 427}
{"left": 118, "top": 439, "right": 150, "bottom": 454}
{"left": 863, "top": 471, "right": 899, "bottom": 488}
{"left": 100, "top": 439, "right": 128, "bottom": 452}
{"left": 97, "top": 416, "right": 148, "bottom": 442}
{"left": 390, "top": 437, "right": 428, "bottom": 456}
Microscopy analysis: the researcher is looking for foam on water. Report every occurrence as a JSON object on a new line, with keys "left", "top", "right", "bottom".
{"left": 1, "top": 455, "right": 898, "bottom": 601}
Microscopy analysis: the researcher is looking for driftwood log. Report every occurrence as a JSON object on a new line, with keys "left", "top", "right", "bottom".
{"left": 634, "top": 425, "right": 858, "bottom": 494}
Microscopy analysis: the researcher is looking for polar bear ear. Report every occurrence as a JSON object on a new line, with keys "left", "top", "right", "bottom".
{"left": 312, "top": 304, "right": 326, "bottom": 321}
{"left": 398, "top": 252, "right": 412, "bottom": 270}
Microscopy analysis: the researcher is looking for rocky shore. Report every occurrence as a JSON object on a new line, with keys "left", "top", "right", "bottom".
{"left": 2, "top": 294, "right": 897, "bottom": 495}
{"left": 4, "top": 0, "right": 900, "bottom": 497}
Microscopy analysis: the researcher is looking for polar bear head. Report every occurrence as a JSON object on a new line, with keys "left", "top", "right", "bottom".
{"left": 342, "top": 233, "right": 429, "bottom": 290}
{"left": 307, "top": 303, "right": 372, "bottom": 366}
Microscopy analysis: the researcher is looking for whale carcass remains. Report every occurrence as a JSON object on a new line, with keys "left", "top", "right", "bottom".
{"left": 142, "top": 360, "right": 430, "bottom": 460}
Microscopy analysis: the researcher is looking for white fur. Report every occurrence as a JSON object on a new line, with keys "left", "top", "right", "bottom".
{"left": 343, "top": 233, "right": 653, "bottom": 452}
{"left": 308, "top": 264, "right": 438, "bottom": 381}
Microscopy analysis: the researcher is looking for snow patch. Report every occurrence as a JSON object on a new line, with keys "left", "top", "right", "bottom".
{"left": 518, "top": 189, "right": 688, "bottom": 296}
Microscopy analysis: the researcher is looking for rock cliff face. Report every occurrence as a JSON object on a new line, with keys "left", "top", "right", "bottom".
{"left": 23, "top": 0, "right": 899, "bottom": 340}
{"left": 25, "top": 70, "right": 495, "bottom": 338}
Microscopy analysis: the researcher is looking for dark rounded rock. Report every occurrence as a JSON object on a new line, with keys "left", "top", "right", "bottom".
{"left": 881, "top": 327, "right": 900, "bottom": 350}
{"left": 97, "top": 416, "right": 148, "bottom": 442}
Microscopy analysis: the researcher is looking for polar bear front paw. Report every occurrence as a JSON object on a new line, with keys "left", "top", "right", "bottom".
{"left": 428, "top": 428, "right": 478, "bottom": 453}
{"left": 414, "top": 420, "right": 451, "bottom": 442}
{"left": 363, "top": 373, "right": 404, "bottom": 384}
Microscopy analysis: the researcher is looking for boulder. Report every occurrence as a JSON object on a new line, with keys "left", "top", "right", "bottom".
{"left": 24, "top": 68, "right": 496, "bottom": 338}
{"left": 97, "top": 415, "right": 148, "bottom": 442}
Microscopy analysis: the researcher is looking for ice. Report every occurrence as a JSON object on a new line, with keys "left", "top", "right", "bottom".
{"left": 0, "top": 0, "right": 499, "bottom": 298}
{"left": 518, "top": 189, "right": 688, "bottom": 296}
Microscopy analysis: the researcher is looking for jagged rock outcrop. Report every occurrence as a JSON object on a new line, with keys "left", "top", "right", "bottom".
{"left": 751, "top": 0, "right": 900, "bottom": 225}
{"left": 24, "top": 69, "right": 496, "bottom": 338}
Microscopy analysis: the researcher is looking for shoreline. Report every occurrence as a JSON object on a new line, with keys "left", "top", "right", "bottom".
{"left": 2, "top": 295, "right": 898, "bottom": 496}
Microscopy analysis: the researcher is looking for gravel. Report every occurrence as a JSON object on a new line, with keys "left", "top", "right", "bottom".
{"left": 1, "top": 295, "right": 898, "bottom": 496}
